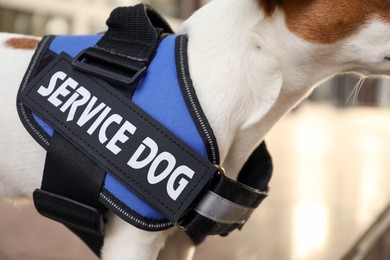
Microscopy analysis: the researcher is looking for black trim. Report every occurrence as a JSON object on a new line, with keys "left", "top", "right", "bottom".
{"left": 17, "top": 35, "right": 55, "bottom": 150}
{"left": 175, "top": 35, "right": 220, "bottom": 164}
{"left": 35, "top": 42, "right": 58, "bottom": 77}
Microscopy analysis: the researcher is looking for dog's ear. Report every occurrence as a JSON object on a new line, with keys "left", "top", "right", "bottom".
{"left": 258, "top": 0, "right": 278, "bottom": 16}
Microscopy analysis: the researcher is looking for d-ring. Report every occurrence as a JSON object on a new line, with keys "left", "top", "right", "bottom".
{"left": 214, "top": 164, "right": 226, "bottom": 175}
{"left": 174, "top": 221, "right": 188, "bottom": 231}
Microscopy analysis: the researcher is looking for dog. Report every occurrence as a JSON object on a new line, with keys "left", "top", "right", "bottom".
{"left": 2, "top": 0, "right": 390, "bottom": 259}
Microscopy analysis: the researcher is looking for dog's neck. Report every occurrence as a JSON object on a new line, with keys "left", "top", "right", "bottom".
{"left": 183, "top": 0, "right": 351, "bottom": 178}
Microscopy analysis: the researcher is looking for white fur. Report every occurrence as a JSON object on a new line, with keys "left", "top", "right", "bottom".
{"left": 2, "top": 0, "right": 390, "bottom": 259}
{"left": 0, "top": 33, "right": 45, "bottom": 198}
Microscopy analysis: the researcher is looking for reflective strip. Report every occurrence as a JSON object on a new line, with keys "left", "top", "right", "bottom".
{"left": 194, "top": 191, "right": 255, "bottom": 225}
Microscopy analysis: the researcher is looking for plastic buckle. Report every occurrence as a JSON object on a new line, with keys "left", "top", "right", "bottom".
{"left": 33, "top": 189, "right": 104, "bottom": 236}
{"left": 72, "top": 49, "right": 146, "bottom": 88}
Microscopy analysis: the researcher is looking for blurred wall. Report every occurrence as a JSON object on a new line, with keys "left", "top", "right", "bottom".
{"left": 0, "top": 0, "right": 191, "bottom": 35}
{"left": 1, "top": 0, "right": 390, "bottom": 105}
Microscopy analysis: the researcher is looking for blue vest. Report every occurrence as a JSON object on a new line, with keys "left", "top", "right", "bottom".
{"left": 26, "top": 34, "right": 219, "bottom": 230}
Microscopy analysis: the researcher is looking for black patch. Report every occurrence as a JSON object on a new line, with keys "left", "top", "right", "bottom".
{"left": 18, "top": 53, "right": 218, "bottom": 222}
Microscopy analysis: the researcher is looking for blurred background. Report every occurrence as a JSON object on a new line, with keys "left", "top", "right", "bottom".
{"left": 1, "top": 0, "right": 390, "bottom": 259}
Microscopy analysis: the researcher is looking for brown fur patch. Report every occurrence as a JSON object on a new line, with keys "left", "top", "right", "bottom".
{"left": 258, "top": 0, "right": 390, "bottom": 44}
{"left": 5, "top": 38, "right": 39, "bottom": 50}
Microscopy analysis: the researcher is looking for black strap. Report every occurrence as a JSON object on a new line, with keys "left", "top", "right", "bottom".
{"left": 237, "top": 142, "right": 273, "bottom": 192}
{"left": 97, "top": 4, "right": 171, "bottom": 63}
{"left": 34, "top": 133, "right": 106, "bottom": 256}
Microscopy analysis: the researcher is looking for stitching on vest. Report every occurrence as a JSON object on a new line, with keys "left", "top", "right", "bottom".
{"left": 19, "top": 105, "right": 50, "bottom": 146}
{"left": 19, "top": 36, "right": 52, "bottom": 146}
{"left": 178, "top": 36, "right": 218, "bottom": 164}
{"left": 100, "top": 190, "right": 172, "bottom": 229}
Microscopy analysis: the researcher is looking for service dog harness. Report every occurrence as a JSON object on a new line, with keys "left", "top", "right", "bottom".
{"left": 17, "top": 4, "right": 272, "bottom": 256}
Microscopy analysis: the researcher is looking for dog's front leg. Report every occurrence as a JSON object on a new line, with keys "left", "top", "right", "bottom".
{"left": 102, "top": 213, "right": 175, "bottom": 260}
{"left": 157, "top": 229, "right": 195, "bottom": 260}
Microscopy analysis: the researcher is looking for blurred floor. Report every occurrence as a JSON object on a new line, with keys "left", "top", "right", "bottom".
{"left": 194, "top": 103, "right": 390, "bottom": 260}
{"left": 2, "top": 103, "right": 390, "bottom": 259}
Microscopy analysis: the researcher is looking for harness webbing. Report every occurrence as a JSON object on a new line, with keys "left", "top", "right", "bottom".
{"left": 73, "top": 4, "right": 173, "bottom": 93}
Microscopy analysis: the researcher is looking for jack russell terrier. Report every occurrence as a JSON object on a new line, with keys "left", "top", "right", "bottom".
{"left": 1, "top": 0, "right": 390, "bottom": 259}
